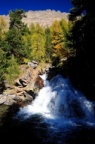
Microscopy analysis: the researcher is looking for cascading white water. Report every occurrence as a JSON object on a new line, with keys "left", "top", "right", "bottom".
{"left": 17, "top": 73, "right": 95, "bottom": 126}
{"left": 13, "top": 73, "right": 95, "bottom": 144}
{"left": 17, "top": 74, "right": 57, "bottom": 119}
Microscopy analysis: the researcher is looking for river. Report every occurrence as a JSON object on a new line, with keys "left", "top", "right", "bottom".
{"left": 0, "top": 74, "right": 95, "bottom": 143}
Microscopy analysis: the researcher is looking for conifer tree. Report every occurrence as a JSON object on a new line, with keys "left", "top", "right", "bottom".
{"left": 0, "top": 16, "right": 7, "bottom": 39}
{"left": 50, "top": 20, "right": 64, "bottom": 65}
{"left": 29, "top": 23, "right": 36, "bottom": 34}
{"left": 5, "top": 55, "right": 20, "bottom": 84}
{"left": 4, "top": 9, "right": 30, "bottom": 63}
{"left": 0, "top": 49, "right": 6, "bottom": 82}
{"left": 30, "top": 23, "right": 45, "bottom": 62}
{"left": 45, "top": 27, "right": 52, "bottom": 62}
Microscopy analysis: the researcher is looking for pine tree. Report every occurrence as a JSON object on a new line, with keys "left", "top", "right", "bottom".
{"left": 60, "top": 19, "right": 75, "bottom": 57}
{"left": 30, "top": 24, "right": 45, "bottom": 62}
{"left": 45, "top": 27, "right": 52, "bottom": 62}
{"left": 5, "top": 55, "right": 20, "bottom": 84}
{"left": 5, "top": 29, "right": 27, "bottom": 62}
{"left": 4, "top": 9, "right": 30, "bottom": 63}
{"left": 0, "top": 49, "right": 6, "bottom": 82}
{"left": 9, "top": 9, "right": 29, "bottom": 34}
{"left": 29, "top": 23, "right": 36, "bottom": 35}
{"left": 0, "top": 17, "right": 7, "bottom": 82}
{"left": 0, "top": 16, "right": 7, "bottom": 39}
{"left": 50, "top": 20, "right": 64, "bottom": 65}
{"left": 60, "top": 19, "right": 68, "bottom": 36}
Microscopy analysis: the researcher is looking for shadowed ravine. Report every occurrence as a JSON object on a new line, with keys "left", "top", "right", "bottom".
{"left": 0, "top": 74, "right": 95, "bottom": 144}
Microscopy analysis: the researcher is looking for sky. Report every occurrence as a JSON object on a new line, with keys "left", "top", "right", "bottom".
{"left": 0, "top": 0, "right": 72, "bottom": 15}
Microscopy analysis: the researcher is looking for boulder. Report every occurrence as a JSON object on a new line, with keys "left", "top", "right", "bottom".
{"left": 23, "top": 91, "right": 33, "bottom": 101}
{"left": 28, "top": 62, "right": 37, "bottom": 69}
{"left": 4, "top": 99, "right": 15, "bottom": 105}
{"left": 25, "top": 90, "right": 36, "bottom": 99}
{"left": 3, "top": 80, "right": 15, "bottom": 89}
{"left": 14, "top": 80, "right": 22, "bottom": 87}
{"left": 13, "top": 96, "right": 24, "bottom": 102}
{"left": 19, "top": 78, "right": 29, "bottom": 87}
{"left": 4, "top": 94, "right": 16, "bottom": 105}
{"left": 34, "top": 76, "right": 44, "bottom": 89}
{"left": 28, "top": 60, "right": 39, "bottom": 69}
{"left": 0, "top": 95, "right": 6, "bottom": 104}
{"left": 32, "top": 60, "right": 39, "bottom": 65}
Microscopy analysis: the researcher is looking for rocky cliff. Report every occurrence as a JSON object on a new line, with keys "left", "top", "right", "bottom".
{"left": 1, "top": 10, "right": 68, "bottom": 28}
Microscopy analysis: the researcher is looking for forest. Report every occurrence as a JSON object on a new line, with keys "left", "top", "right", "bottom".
{"left": 0, "top": 0, "right": 95, "bottom": 101}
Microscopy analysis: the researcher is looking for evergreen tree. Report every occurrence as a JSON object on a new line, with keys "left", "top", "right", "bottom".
{"left": 60, "top": 19, "right": 73, "bottom": 57}
{"left": 60, "top": 19, "right": 68, "bottom": 36}
{"left": 29, "top": 23, "right": 36, "bottom": 34}
{"left": 50, "top": 20, "right": 64, "bottom": 57}
{"left": 0, "top": 17, "right": 7, "bottom": 83}
{"left": 9, "top": 9, "right": 29, "bottom": 34}
{"left": 45, "top": 27, "right": 52, "bottom": 62}
{"left": 22, "top": 34, "right": 32, "bottom": 62}
{"left": 0, "top": 16, "right": 7, "bottom": 39}
{"left": 5, "top": 29, "right": 27, "bottom": 62}
{"left": 0, "top": 49, "right": 6, "bottom": 82}
{"left": 4, "top": 9, "right": 30, "bottom": 63}
{"left": 30, "top": 24, "right": 45, "bottom": 62}
{"left": 5, "top": 55, "right": 20, "bottom": 84}
{"left": 50, "top": 20, "right": 64, "bottom": 66}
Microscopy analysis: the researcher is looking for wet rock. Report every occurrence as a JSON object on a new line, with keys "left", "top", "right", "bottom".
{"left": 35, "top": 76, "right": 44, "bottom": 89}
{"left": 23, "top": 91, "right": 33, "bottom": 101}
{"left": 0, "top": 63, "right": 50, "bottom": 106}
{"left": 25, "top": 90, "right": 36, "bottom": 99}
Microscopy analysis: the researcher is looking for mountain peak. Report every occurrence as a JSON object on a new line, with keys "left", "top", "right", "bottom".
{"left": 1, "top": 10, "right": 68, "bottom": 28}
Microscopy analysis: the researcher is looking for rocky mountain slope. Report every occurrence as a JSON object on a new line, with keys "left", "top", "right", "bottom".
{"left": 1, "top": 10, "right": 68, "bottom": 28}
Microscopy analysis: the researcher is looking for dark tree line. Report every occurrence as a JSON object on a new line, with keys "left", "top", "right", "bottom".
{"left": 67, "top": 0, "right": 95, "bottom": 100}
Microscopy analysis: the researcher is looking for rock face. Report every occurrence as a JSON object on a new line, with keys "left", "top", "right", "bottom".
{"left": 0, "top": 63, "right": 50, "bottom": 106}
{"left": 1, "top": 10, "right": 68, "bottom": 28}
{"left": 28, "top": 60, "right": 39, "bottom": 69}
{"left": 2, "top": 66, "right": 36, "bottom": 106}
{"left": 0, "top": 95, "right": 6, "bottom": 104}
{"left": 35, "top": 76, "right": 44, "bottom": 89}
{"left": 22, "top": 10, "right": 68, "bottom": 27}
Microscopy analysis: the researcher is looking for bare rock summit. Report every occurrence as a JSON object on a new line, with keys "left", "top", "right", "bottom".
{"left": 1, "top": 10, "right": 68, "bottom": 28}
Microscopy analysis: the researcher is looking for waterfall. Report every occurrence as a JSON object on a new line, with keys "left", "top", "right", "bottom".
{"left": 17, "top": 73, "right": 95, "bottom": 126}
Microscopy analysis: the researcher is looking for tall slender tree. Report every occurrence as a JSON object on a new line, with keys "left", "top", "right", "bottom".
{"left": 45, "top": 27, "right": 52, "bottom": 62}
{"left": 50, "top": 20, "right": 64, "bottom": 59}
{"left": 9, "top": 9, "right": 29, "bottom": 34}
{"left": 0, "top": 49, "right": 6, "bottom": 82}
{"left": 30, "top": 23, "right": 45, "bottom": 62}
{"left": 4, "top": 9, "right": 30, "bottom": 63}
{"left": 5, "top": 55, "right": 20, "bottom": 84}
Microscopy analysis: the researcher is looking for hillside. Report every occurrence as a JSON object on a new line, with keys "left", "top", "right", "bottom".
{"left": 1, "top": 10, "right": 68, "bottom": 28}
